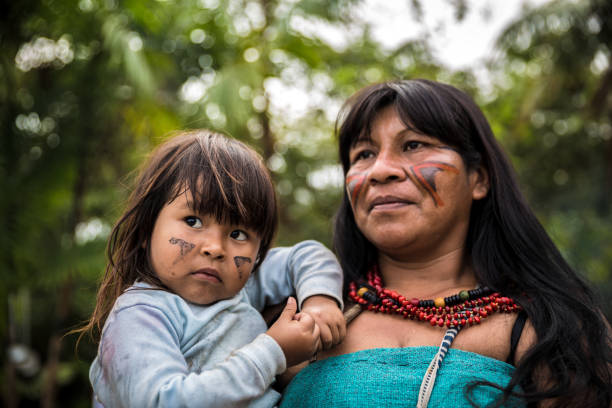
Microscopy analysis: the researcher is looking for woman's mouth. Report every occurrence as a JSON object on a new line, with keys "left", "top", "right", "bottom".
{"left": 369, "top": 196, "right": 414, "bottom": 212}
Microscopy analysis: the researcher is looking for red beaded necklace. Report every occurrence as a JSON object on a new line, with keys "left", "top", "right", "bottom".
{"left": 348, "top": 265, "right": 521, "bottom": 329}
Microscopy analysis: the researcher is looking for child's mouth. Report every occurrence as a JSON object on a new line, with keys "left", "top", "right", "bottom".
{"left": 191, "top": 268, "right": 222, "bottom": 283}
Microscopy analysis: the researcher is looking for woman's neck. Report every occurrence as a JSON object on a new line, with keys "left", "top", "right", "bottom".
{"left": 377, "top": 247, "right": 477, "bottom": 299}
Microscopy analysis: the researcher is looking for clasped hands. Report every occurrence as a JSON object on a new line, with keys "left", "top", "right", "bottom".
{"left": 266, "top": 295, "right": 346, "bottom": 367}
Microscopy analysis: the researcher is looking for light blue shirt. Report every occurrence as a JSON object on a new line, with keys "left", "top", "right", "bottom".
{"left": 90, "top": 240, "right": 343, "bottom": 408}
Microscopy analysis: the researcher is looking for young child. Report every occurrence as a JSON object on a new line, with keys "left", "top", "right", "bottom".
{"left": 83, "top": 130, "right": 345, "bottom": 407}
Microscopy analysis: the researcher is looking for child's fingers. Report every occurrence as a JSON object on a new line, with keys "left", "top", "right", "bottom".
{"left": 312, "top": 320, "right": 321, "bottom": 341}
{"left": 296, "top": 311, "right": 316, "bottom": 330}
{"left": 319, "top": 313, "right": 345, "bottom": 347}
{"left": 319, "top": 324, "right": 334, "bottom": 349}
{"left": 330, "top": 321, "right": 341, "bottom": 345}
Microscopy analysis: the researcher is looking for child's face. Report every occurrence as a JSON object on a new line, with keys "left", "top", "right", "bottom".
{"left": 149, "top": 191, "right": 262, "bottom": 305}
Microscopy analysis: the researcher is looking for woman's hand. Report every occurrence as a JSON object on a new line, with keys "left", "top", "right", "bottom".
{"left": 266, "top": 297, "right": 320, "bottom": 366}
{"left": 301, "top": 295, "right": 347, "bottom": 350}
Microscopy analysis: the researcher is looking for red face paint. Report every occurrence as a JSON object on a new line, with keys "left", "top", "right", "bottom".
{"left": 346, "top": 171, "right": 368, "bottom": 206}
{"left": 408, "top": 161, "right": 459, "bottom": 207}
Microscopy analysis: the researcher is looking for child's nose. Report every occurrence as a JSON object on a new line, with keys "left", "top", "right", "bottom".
{"left": 200, "top": 238, "right": 225, "bottom": 260}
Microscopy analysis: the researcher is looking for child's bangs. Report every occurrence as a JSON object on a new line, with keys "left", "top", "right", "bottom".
{"left": 170, "top": 136, "right": 275, "bottom": 238}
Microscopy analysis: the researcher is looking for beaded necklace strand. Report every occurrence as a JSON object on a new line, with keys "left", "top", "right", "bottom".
{"left": 348, "top": 265, "right": 521, "bottom": 329}
{"left": 345, "top": 265, "right": 522, "bottom": 408}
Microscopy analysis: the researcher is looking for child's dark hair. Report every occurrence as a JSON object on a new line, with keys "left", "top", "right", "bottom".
{"left": 80, "top": 130, "right": 278, "bottom": 342}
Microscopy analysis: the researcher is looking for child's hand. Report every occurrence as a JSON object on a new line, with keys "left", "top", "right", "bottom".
{"left": 301, "top": 295, "right": 346, "bottom": 350}
{"left": 266, "top": 297, "right": 320, "bottom": 367}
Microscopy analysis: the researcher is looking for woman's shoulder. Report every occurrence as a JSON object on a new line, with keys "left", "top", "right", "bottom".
{"left": 512, "top": 316, "right": 537, "bottom": 364}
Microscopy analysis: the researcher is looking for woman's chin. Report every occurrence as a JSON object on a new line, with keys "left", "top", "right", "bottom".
{"left": 366, "top": 232, "right": 419, "bottom": 254}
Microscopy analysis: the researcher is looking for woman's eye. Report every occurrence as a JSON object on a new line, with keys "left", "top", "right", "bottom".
{"left": 404, "top": 141, "right": 424, "bottom": 151}
{"left": 230, "top": 230, "right": 248, "bottom": 241}
{"left": 352, "top": 150, "right": 374, "bottom": 163}
{"left": 184, "top": 216, "right": 203, "bottom": 228}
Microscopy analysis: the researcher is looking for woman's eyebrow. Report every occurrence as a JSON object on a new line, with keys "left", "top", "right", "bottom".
{"left": 397, "top": 127, "right": 431, "bottom": 138}
{"left": 350, "top": 138, "right": 370, "bottom": 150}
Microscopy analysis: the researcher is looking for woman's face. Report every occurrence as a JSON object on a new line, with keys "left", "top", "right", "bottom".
{"left": 345, "top": 106, "right": 488, "bottom": 262}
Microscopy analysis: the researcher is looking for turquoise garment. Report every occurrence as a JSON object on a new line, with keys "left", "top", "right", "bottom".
{"left": 280, "top": 347, "right": 525, "bottom": 408}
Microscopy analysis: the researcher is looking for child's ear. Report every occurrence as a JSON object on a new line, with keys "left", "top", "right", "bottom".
{"left": 471, "top": 165, "right": 489, "bottom": 200}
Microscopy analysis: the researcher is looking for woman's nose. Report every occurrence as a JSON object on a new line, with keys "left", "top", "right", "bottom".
{"left": 368, "top": 151, "right": 405, "bottom": 184}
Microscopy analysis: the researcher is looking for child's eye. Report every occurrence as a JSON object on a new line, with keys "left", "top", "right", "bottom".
{"left": 230, "top": 230, "right": 248, "bottom": 241}
{"left": 184, "top": 216, "right": 203, "bottom": 228}
{"left": 404, "top": 141, "right": 424, "bottom": 151}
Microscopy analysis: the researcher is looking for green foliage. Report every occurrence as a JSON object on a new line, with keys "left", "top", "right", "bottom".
{"left": 484, "top": 0, "right": 612, "bottom": 314}
{"left": 1, "top": 0, "right": 610, "bottom": 405}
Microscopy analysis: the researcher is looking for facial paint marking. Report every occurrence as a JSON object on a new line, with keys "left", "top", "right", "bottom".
{"left": 169, "top": 238, "right": 195, "bottom": 265}
{"left": 408, "top": 161, "right": 459, "bottom": 207}
{"left": 234, "top": 256, "right": 252, "bottom": 280}
{"left": 234, "top": 256, "right": 252, "bottom": 268}
{"left": 346, "top": 172, "right": 368, "bottom": 206}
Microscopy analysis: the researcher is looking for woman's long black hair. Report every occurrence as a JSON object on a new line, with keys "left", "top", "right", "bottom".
{"left": 333, "top": 79, "right": 612, "bottom": 407}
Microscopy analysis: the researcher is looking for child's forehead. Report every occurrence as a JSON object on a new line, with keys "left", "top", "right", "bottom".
{"left": 169, "top": 182, "right": 204, "bottom": 202}
{"left": 167, "top": 188, "right": 203, "bottom": 211}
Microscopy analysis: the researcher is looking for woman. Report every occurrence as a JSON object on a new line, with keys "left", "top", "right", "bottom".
{"left": 279, "top": 79, "right": 612, "bottom": 407}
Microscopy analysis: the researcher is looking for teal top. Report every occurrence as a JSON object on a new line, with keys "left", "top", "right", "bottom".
{"left": 280, "top": 347, "right": 525, "bottom": 408}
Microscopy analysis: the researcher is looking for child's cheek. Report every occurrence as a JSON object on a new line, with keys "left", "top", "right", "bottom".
{"left": 233, "top": 256, "right": 252, "bottom": 281}
{"left": 169, "top": 237, "right": 195, "bottom": 265}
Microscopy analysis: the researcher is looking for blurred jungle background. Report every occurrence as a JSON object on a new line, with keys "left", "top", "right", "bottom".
{"left": 1, "top": 0, "right": 611, "bottom": 405}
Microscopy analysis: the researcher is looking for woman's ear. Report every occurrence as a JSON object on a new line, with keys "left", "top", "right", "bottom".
{"left": 471, "top": 165, "right": 489, "bottom": 200}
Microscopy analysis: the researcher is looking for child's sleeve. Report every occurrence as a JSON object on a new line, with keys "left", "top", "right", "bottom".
{"left": 245, "top": 240, "right": 344, "bottom": 311}
{"left": 90, "top": 303, "right": 284, "bottom": 407}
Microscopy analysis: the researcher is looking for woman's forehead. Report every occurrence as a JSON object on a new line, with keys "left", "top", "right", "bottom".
{"left": 350, "top": 111, "right": 427, "bottom": 146}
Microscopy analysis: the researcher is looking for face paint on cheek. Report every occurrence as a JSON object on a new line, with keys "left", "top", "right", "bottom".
{"left": 169, "top": 237, "right": 196, "bottom": 255}
{"left": 408, "top": 161, "right": 459, "bottom": 207}
{"left": 169, "top": 237, "right": 195, "bottom": 264}
{"left": 346, "top": 171, "right": 368, "bottom": 206}
{"left": 234, "top": 256, "right": 252, "bottom": 280}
